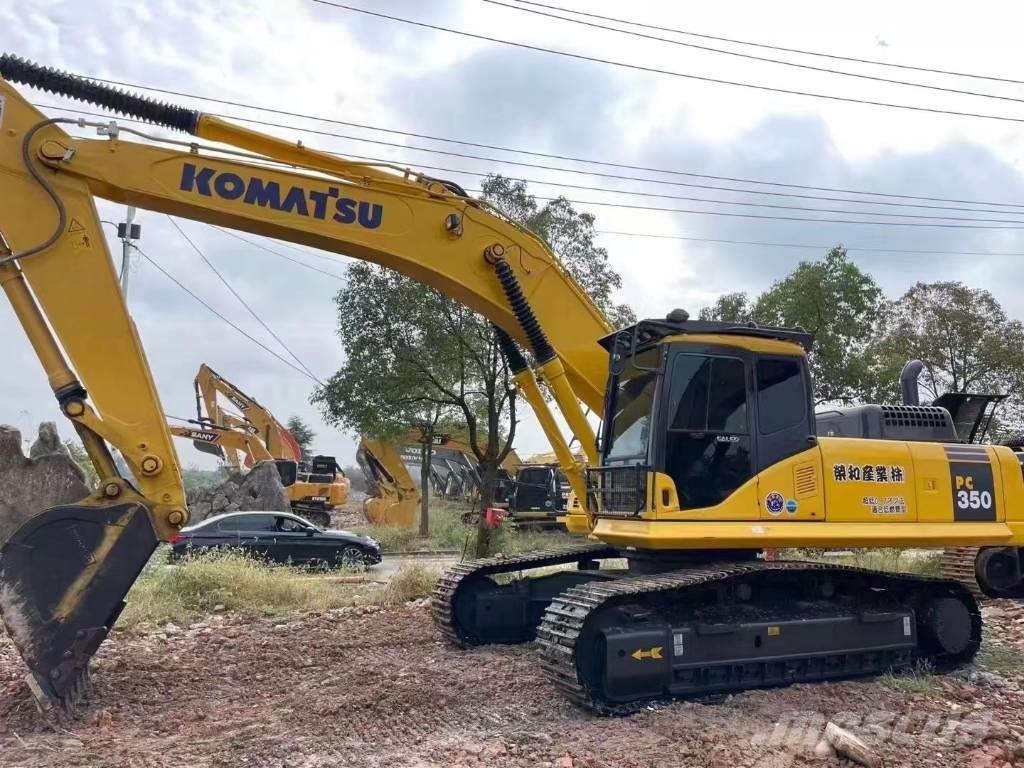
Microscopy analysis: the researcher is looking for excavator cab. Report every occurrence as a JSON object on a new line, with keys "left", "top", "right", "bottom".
{"left": 592, "top": 313, "right": 814, "bottom": 518}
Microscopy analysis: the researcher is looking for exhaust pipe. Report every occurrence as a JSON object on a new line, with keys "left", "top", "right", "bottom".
{"left": 900, "top": 360, "right": 925, "bottom": 405}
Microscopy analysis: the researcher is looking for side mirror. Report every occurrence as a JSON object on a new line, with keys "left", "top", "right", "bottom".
{"left": 305, "top": 528, "right": 316, "bottom": 536}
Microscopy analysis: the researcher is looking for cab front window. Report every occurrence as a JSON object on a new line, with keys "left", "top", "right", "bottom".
{"left": 604, "top": 350, "right": 659, "bottom": 462}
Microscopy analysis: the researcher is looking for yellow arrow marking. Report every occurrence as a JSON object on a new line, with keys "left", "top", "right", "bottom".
{"left": 631, "top": 646, "right": 663, "bottom": 661}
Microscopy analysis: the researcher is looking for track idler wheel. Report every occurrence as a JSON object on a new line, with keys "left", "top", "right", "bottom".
{"left": 976, "top": 546, "right": 1024, "bottom": 599}
{"left": 0, "top": 501, "right": 158, "bottom": 711}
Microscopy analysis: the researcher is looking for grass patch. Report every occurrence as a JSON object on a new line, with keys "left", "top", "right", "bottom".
{"left": 782, "top": 548, "right": 942, "bottom": 576}
{"left": 353, "top": 499, "right": 570, "bottom": 556}
{"left": 353, "top": 500, "right": 476, "bottom": 553}
{"left": 118, "top": 549, "right": 350, "bottom": 628}
{"left": 978, "top": 640, "right": 1024, "bottom": 677}
{"left": 878, "top": 660, "right": 940, "bottom": 695}
{"left": 378, "top": 564, "right": 441, "bottom": 607}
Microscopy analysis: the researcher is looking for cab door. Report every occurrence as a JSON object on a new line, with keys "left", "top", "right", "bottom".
{"left": 754, "top": 356, "right": 823, "bottom": 520}
{"left": 659, "top": 351, "right": 756, "bottom": 516}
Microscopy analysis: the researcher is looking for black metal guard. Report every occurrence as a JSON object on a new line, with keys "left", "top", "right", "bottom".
{"left": 586, "top": 464, "right": 649, "bottom": 516}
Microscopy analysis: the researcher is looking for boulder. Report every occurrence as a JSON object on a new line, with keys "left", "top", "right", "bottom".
{"left": 191, "top": 461, "right": 290, "bottom": 520}
{"left": 0, "top": 424, "right": 90, "bottom": 546}
{"left": 29, "top": 421, "right": 69, "bottom": 459}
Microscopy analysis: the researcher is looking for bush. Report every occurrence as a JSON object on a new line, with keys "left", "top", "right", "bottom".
{"left": 118, "top": 549, "right": 348, "bottom": 627}
{"left": 377, "top": 564, "right": 441, "bottom": 607}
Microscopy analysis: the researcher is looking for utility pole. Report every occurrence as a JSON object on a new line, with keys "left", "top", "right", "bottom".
{"left": 116, "top": 206, "right": 140, "bottom": 297}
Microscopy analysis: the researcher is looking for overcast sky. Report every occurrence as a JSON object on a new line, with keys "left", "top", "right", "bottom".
{"left": 4, "top": 0, "right": 1024, "bottom": 467}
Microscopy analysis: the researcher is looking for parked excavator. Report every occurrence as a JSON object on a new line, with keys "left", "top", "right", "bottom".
{"left": 3, "top": 59, "right": 1024, "bottom": 717}
{"left": 508, "top": 450, "right": 582, "bottom": 524}
{"left": 194, "top": 364, "right": 350, "bottom": 526}
{"left": 356, "top": 436, "right": 419, "bottom": 529}
{"left": 355, "top": 431, "right": 520, "bottom": 528}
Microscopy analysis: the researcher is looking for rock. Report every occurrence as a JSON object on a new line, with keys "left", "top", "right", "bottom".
{"left": 813, "top": 740, "right": 835, "bottom": 759}
{"left": 0, "top": 424, "right": 89, "bottom": 545}
{"left": 970, "top": 671, "right": 1010, "bottom": 689}
{"left": 29, "top": 422, "right": 70, "bottom": 459}
{"left": 555, "top": 756, "right": 573, "bottom": 768}
{"left": 193, "top": 463, "right": 289, "bottom": 521}
{"left": 824, "top": 722, "right": 881, "bottom": 768}
{"left": 213, "top": 604, "right": 226, "bottom": 612}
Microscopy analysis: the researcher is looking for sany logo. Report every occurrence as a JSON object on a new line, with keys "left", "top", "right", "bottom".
{"left": 227, "top": 394, "right": 251, "bottom": 411}
{"left": 180, "top": 163, "right": 383, "bottom": 229}
{"left": 188, "top": 431, "right": 219, "bottom": 443}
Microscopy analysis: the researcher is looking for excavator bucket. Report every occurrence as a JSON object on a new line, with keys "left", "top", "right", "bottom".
{"left": 0, "top": 501, "right": 157, "bottom": 712}
{"left": 363, "top": 495, "right": 417, "bottom": 529}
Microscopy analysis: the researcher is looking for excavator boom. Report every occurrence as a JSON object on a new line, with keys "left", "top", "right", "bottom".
{"left": 0, "top": 56, "right": 610, "bottom": 708}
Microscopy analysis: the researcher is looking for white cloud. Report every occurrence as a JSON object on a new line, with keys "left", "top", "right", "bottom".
{"left": 4, "top": 0, "right": 1024, "bottom": 464}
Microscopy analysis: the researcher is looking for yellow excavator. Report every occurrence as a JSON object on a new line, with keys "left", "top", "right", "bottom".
{"left": 167, "top": 422, "right": 273, "bottom": 465}
{"left": 355, "top": 431, "right": 520, "bottom": 529}
{"left": 2, "top": 58, "right": 1023, "bottom": 716}
{"left": 356, "top": 436, "right": 419, "bottom": 529}
{"left": 194, "top": 363, "right": 350, "bottom": 526}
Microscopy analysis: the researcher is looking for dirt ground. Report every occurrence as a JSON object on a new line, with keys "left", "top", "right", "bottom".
{"left": 3, "top": 600, "right": 1024, "bottom": 768}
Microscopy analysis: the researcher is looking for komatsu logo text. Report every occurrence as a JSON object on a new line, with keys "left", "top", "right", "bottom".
{"left": 179, "top": 163, "right": 383, "bottom": 230}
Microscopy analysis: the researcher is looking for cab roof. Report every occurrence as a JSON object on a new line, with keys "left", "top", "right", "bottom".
{"left": 599, "top": 314, "right": 814, "bottom": 354}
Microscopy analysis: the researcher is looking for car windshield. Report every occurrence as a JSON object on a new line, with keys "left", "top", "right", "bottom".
{"left": 604, "top": 350, "right": 659, "bottom": 462}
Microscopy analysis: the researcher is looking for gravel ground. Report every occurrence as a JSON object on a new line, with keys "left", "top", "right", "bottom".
{"left": 3, "top": 600, "right": 1024, "bottom": 767}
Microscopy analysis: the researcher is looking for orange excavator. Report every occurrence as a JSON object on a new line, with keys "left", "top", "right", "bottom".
{"left": 194, "top": 364, "right": 350, "bottom": 526}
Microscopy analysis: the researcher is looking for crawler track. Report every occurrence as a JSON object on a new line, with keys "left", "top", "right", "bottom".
{"left": 536, "top": 560, "right": 981, "bottom": 714}
{"left": 431, "top": 543, "right": 617, "bottom": 647}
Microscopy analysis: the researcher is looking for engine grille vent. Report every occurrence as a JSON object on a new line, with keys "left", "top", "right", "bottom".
{"left": 794, "top": 463, "right": 818, "bottom": 499}
{"left": 882, "top": 405, "right": 949, "bottom": 429}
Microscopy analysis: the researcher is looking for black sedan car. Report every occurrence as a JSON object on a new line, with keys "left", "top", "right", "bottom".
{"left": 170, "top": 511, "right": 382, "bottom": 569}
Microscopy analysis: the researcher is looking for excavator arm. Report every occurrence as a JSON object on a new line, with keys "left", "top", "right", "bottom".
{"left": 0, "top": 56, "right": 612, "bottom": 708}
{"left": 167, "top": 423, "right": 274, "bottom": 464}
{"left": 194, "top": 364, "right": 302, "bottom": 462}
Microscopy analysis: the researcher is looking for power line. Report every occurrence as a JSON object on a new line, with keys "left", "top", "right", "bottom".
{"left": 52, "top": 101, "right": 1024, "bottom": 224}
{"left": 484, "top": 0, "right": 1024, "bottom": 105}
{"left": 167, "top": 217, "right": 321, "bottom": 385}
{"left": 472, "top": 190, "right": 1024, "bottom": 229}
{"left": 37, "top": 101, "right": 1024, "bottom": 214}
{"left": 133, "top": 245, "right": 322, "bottom": 384}
{"left": 209, "top": 226, "right": 349, "bottom": 281}
{"left": 593, "top": 230, "right": 1024, "bottom": 257}
{"left": 48, "top": 102, "right": 1024, "bottom": 232}
{"left": 310, "top": 0, "right": 1024, "bottom": 125}
{"left": 506, "top": 0, "right": 1024, "bottom": 86}
{"left": 37, "top": 73, "right": 1024, "bottom": 208}
{"left": 168, "top": 216, "right": 323, "bottom": 383}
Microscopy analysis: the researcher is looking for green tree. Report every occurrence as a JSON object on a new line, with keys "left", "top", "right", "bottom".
{"left": 64, "top": 440, "right": 99, "bottom": 488}
{"left": 868, "top": 282, "right": 1024, "bottom": 433}
{"left": 285, "top": 415, "right": 317, "bottom": 461}
{"left": 701, "top": 247, "right": 883, "bottom": 405}
{"left": 698, "top": 291, "right": 753, "bottom": 323}
{"left": 316, "top": 177, "right": 633, "bottom": 553}
{"left": 481, "top": 175, "right": 635, "bottom": 327}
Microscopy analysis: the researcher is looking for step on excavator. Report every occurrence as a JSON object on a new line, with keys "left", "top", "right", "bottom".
{"left": 194, "top": 364, "right": 350, "bottom": 526}
{"left": 2, "top": 58, "right": 1023, "bottom": 717}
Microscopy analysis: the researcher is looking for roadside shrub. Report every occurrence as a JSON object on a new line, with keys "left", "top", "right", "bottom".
{"left": 119, "top": 549, "right": 346, "bottom": 627}
{"left": 378, "top": 564, "right": 440, "bottom": 606}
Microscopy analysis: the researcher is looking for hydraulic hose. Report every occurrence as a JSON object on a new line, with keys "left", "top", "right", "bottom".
{"left": 0, "top": 54, "right": 200, "bottom": 134}
{"left": 492, "top": 258, "right": 556, "bottom": 364}
{"left": 492, "top": 324, "right": 528, "bottom": 374}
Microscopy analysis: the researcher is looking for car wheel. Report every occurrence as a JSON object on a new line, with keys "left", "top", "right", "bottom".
{"left": 338, "top": 545, "right": 366, "bottom": 571}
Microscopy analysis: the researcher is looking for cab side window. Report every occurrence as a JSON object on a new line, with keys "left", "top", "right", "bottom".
{"left": 756, "top": 358, "right": 805, "bottom": 434}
